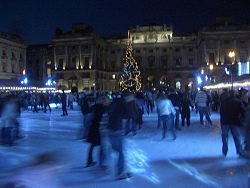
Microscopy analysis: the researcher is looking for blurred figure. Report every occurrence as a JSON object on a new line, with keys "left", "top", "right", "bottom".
{"left": 242, "top": 103, "right": 250, "bottom": 159}
{"left": 156, "top": 91, "right": 163, "bottom": 129}
{"left": 33, "top": 94, "right": 38, "bottom": 113}
{"left": 124, "top": 92, "right": 139, "bottom": 136}
{"left": 157, "top": 93, "right": 176, "bottom": 140}
{"left": 68, "top": 92, "right": 74, "bottom": 110}
{"left": 240, "top": 88, "right": 249, "bottom": 107}
{"left": 219, "top": 88, "right": 228, "bottom": 108}
{"left": 107, "top": 94, "right": 132, "bottom": 180}
{"left": 43, "top": 92, "right": 51, "bottom": 113}
{"left": 181, "top": 93, "right": 193, "bottom": 127}
{"left": 195, "top": 87, "right": 212, "bottom": 126}
{"left": 146, "top": 90, "right": 153, "bottom": 113}
{"left": 135, "top": 92, "right": 145, "bottom": 128}
{"left": 212, "top": 91, "right": 219, "bottom": 111}
{"left": 168, "top": 88, "right": 181, "bottom": 130}
{"left": 78, "top": 94, "right": 90, "bottom": 140}
{"left": 220, "top": 90, "right": 246, "bottom": 157}
{"left": 61, "top": 90, "right": 68, "bottom": 116}
{"left": 85, "top": 96, "right": 110, "bottom": 169}
{"left": 1, "top": 96, "right": 20, "bottom": 145}
{"left": 207, "top": 90, "right": 213, "bottom": 115}
{"left": 3, "top": 151, "right": 66, "bottom": 187}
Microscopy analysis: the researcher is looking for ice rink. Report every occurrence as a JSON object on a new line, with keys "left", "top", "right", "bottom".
{"left": 0, "top": 103, "right": 249, "bottom": 187}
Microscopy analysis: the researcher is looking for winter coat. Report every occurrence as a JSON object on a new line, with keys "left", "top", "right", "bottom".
{"left": 86, "top": 104, "right": 107, "bottom": 146}
{"left": 157, "top": 98, "right": 176, "bottom": 116}
{"left": 195, "top": 91, "right": 207, "bottom": 107}
{"left": 126, "top": 99, "right": 139, "bottom": 119}
{"left": 181, "top": 97, "right": 193, "bottom": 118}
{"left": 81, "top": 97, "right": 90, "bottom": 115}
{"left": 220, "top": 96, "right": 246, "bottom": 126}
{"left": 168, "top": 93, "right": 181, "bottom": 109}
{"left": 108, "top": 97, "right": 128, "bottom": 131}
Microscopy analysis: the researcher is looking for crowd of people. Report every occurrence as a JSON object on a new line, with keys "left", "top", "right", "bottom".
{"left": 0, "top": 87, "right": 249, "bottom": 183}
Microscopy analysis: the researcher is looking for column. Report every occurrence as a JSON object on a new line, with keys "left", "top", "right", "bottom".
{"left": 54, "top": 47, "right": 57, "bottom": 69}
{"left": 79, "top": 46, "right": 82, "bottom": 68}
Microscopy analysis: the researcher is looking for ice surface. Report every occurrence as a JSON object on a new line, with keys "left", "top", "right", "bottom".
{"left": 0, "top": 103, "right": 249, "bottom": 187}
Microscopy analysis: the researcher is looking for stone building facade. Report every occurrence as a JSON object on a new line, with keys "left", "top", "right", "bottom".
{"left": 27, "top": 16, "right": 250, "bottom": 92}
{"left": 0, "top": 32, "right": 27, "bottom": 80}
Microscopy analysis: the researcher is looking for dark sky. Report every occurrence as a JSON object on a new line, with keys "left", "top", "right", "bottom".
{"left": 0, "top": 0, "right": 249, "bottom": 45}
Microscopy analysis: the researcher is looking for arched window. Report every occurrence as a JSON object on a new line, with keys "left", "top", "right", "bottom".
{"left": 188, "top": 81, "right": 193, "bottom": 91}
{"left": 176, "top": 81, "right": 181, "bottom": 90}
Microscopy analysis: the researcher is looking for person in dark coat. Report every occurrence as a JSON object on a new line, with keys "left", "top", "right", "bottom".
{"left": 107, "top": 95, "right": 132, "bottom": 180}
{"left": 85, "top": 96, "right": 110, "bottom": 168}
{"left": 124, "top": 92, "right": 139, "bottom": 136}
{"left": 168, "top": 89, "right": 181, "bottom": 130}
{"left": 219, "top": 88, "right": 228, "bottom": 108}
{"left": 61, "top": 90, "right": 68, "bottom": 116}
{"left": 212, "top": 91, "right": 219, "bottom": 111}
{"left": 242, "top": 104, "right": 250, "bottom": 159}
{"left": 181, "top": 93, "right": 193, "bottom": 127}
{"left": 220, "top": 90, "right": 246, "bottom": 157}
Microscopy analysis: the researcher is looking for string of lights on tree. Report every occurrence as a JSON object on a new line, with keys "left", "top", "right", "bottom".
{"left": 120, "top": 31, "right": 141, "bottom": 91}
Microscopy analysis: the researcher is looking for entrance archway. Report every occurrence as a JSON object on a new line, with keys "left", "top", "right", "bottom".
{"left": 68, "top": 75, "right": 78, "bottom": 93}
{"left": 147, "top": 75, "right": 156, "bottom": 91}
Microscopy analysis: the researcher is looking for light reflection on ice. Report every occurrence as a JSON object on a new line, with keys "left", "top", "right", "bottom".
{"left": 168, "top": 159, "right": 223, "bottom": 188}
{"left": 125, "top": 139, "right": 161, "bottom": 185}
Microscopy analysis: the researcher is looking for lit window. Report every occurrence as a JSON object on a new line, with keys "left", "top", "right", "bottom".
{"left": 112, "top": 74, "right": 116, "bottom": 79}
{"left": 176, "top": 81, "right": 181, "bottom": 90}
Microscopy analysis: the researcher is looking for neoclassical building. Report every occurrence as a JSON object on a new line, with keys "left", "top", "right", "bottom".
{"left": 26, "top": 16, "right": 250, "bottom": 92}
{"left": 0, "top": 32, "right": 27, "bottom": 81}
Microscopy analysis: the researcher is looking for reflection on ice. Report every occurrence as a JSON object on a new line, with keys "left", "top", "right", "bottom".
{"left": 168, "top": 159, "right": 223, "bottom": 188}
{"left": 125, "top": 139, "right": 160, "bottom": 185}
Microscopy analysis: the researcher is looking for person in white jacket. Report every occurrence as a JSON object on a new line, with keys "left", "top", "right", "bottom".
{"left": 157, "top": 93, "right": 177, "bottom": 140}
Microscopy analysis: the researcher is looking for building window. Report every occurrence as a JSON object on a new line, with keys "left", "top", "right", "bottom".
{"left": 209, "top": 53, "right": 215, "bottom": 63}
{"left": 208, "top": 40, "right": 214, "bottom": 45}
{"left": 136, "top": 50, "right": 140, "bottom": 53}
{"left": 2, "top": 60, "right": 6, "bottom": 72}
{"left": 11, "top": 61, "right": 15, "bottom": 73}
{"left": 224, "top": 40, "right": 229, "bottom": 44}
{"left": 112, "top": 74, "right": 116, "bottom": 79}
{"left": 111, "top": 51, "right": 115, "bottom": 54}
{"left": 162, "top": 58, "right": 168, "bottom": 68}
{"left": 149, "top": 58, "right": 154, "bottom": 68}
{"left": 84, "top": 57, "right": 90, "bottom": 69}
{"left": 162, "top": 49, "right": 167, "bottom": 53}
{"left": 149, "top": 49, "right": 153, "bottom": 53}
{"left": 111, "top": 61, "right": 116, "bottom": 69}
{"left": 175, "top": 59, "right": 181, "bottom": 67}
{"left": 58, "top": 58, "right": 63, "bottom": 70}
{"left": 2, "top": 49, "right": 6, "bottom": 56}
{"left": 58, "top": 47, "right": 64, "bottom": 54}
{"left": 240, "top": 51, "right": 247, "bottom": 62}
{"left": 189, "top": 48, "right": 193, "bottom": 52}
{"left": 72, "top": 46, "right": 76, "bottom": 50}
{"left": 19, "top": 63, "right": 23, "bottom": 74}
{"left": 176, "top": 74, "right": 181, "bottom": 78}
{"left": 85, "top": 45, "right": 89, "bottom": 49}
{"left": 189, "top": 59, "right": 193, "bottom": 67}
{"left": 176, "top": 81, "right": 181, "bottom": 90}
{"left": 47, "top": 68, "right": 51, "bottom": 78}
{"left": 72, "top": 57, "right": 76, "bottom": 66}
{"left": 175, "top": 48, "right": 180, "bottom": 52}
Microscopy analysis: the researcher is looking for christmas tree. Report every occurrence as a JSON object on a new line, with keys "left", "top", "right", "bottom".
{"left": 120, "top": 31, "right": 141, "bottom": 91}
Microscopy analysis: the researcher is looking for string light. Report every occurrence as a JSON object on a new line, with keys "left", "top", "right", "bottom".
{"left": 120, "top": 31, "right": 141, "bottom": 91}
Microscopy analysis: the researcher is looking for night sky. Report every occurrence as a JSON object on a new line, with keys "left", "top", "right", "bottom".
{"left": 0, "top": 0, "right": 249, "bottom": 45}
